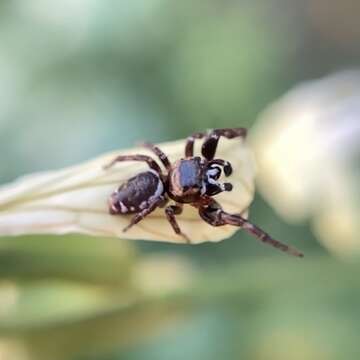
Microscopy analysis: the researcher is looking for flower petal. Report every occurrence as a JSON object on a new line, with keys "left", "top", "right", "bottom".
{"left": 0, "top": 137, "right": 256, "bottom": 244}
{"left": 250, "top": 71, "right": 360, "bottom": 257}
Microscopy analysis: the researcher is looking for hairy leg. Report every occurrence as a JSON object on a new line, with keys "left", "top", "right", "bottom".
{"left": 103, "top": 154, "right": 162, "bottom": 174}
{"left": 202, "top": 128, "right": 247, "bottom": 160}
{"left": 141, "top": 142, "right": 171, "bottom": 170}
{"left": 198, "top": 199, "right": 303, "bottom": 257}
{"left": 165, "top": 204, "right": 189, "bottom": 242}
{"left": 185, "top": 132, "right": 207, "bottom": 157}
{"left": 123, "top": 196, "right": 165, "bottom": 232}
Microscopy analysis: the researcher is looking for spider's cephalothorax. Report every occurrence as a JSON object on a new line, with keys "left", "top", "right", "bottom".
{"left": 104, "top": 128, "right": 303, "bottom": 257}
{"left": 168, "top": 157, "right": 233, "bottom": 203}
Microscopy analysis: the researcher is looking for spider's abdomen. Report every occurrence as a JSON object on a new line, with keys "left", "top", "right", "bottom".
{"left": 109, "top": 170, "right": 164, "bottom": 214}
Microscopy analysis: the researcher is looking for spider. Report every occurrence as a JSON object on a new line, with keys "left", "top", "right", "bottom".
{"left": 104, "top": 128, "right": 303, "bottom": 257}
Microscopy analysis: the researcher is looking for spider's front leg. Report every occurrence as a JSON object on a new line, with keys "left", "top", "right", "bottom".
{"left": 202, "top": 128, "right": 247, "bottom": 160}
{"left": 198, "top": 199, "right": 303, "bottom": 257}
{"left": 185, "top": 128, "right": 247, "bottom": 159}
{"left": 185, "top": 131, "right": 207, "bottom": 157}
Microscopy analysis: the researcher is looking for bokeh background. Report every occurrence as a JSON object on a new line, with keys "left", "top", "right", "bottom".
{"left": 0, "top": 1, "right": 359, "bottom": 359}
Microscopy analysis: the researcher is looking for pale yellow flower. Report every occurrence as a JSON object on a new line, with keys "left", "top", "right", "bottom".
{"left": 0, "top": 137, "right": 255, "bottom": 244}
{"left": 251, "top": 71, "right": 360, "bottom": 258}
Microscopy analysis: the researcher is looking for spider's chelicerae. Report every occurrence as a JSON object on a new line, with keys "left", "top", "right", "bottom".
{"left": 104, "top": 128, "right": 303, "bottom": 257}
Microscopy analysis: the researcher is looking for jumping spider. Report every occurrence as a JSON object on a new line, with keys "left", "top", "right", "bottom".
{"left": 104, "top": 128, "right": 303, "bottom": 257}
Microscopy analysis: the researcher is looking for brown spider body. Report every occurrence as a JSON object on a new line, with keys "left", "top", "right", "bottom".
{"left": 104, "top": 128, "right": 303, "bottom": 257}
{"left": 168, "top": 157, "right": 204, "bottom": 203}
{"left": 109, "top": 170, "right": 165, "bottom": 215}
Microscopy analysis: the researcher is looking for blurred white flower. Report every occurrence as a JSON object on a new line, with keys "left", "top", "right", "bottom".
{"left": 0, "top": 339, "right": 28, "bottom": 360}
{"left": 251, "top": 71, "right": 360, "bottom": 258}
{"left": 0, "top": 137, "right": 255, "bottom": 244}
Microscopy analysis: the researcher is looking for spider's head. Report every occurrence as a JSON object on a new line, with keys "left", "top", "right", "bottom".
{"left": 168, "top": 157, "right": 233, "bottom": 202}
{"left": 169, "top": 157, "right": 204, "bottom": 202}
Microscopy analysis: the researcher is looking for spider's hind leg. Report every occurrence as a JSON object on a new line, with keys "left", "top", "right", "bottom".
{"left": 103, "top": 154, "right": 162, "bottom": 174}
{"left": 123, "top": 196, "right": 165, "bottom": 232}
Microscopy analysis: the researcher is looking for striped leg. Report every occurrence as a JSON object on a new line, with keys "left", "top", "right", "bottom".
{"left": 198, "top": 199, "right": 303, "bottom": 257}
{"left": 123, "top": 195, "right": 165, "bottom": 232}
{"left": 141, "top": 142, "right": 171, "bottom": 170}
{"left": 103, "top": 154, "right": 162, "bottom": 174}
{"left": 185, "top": 132, "right": 207, "bottom": 157}
{"left": 165, "top": 204, "right": 189, "bottom": 242}
{"left": 202, "top": 128, "right": 247, "bottom": 160}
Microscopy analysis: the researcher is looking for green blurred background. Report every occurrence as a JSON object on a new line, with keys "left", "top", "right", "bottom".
{"left": 0, "top": 1, "right": 359, "bottom": 359}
